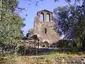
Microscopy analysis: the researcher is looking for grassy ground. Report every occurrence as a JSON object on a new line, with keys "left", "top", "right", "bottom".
{"left": 40, "top": 51, "right": 85, "bottom": 59}
{"left": 0, "top": 52, "right": 85, "bottom": 64}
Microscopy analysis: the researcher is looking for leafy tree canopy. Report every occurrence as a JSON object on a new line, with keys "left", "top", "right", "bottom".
{"left": 54, "top": 0, "right": 85, "bottom": 50}
{"left": 0, "top": 0, "right": 23, "bottom": 46}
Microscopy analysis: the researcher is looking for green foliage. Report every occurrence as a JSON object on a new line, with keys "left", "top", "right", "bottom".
{"left": 2, "top": 0, "right": 18, "bottom": 12}
{"left": 0, "top": 12, "right": 23, "bottom": 45}
{"left": 0, "top": 0, "right": 24, "bottom": 55}
{"left": 54, "top": 0, "right": 85, "bottom": 50}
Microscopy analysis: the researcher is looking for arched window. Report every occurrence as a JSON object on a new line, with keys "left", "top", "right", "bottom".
{"left": 45, "top": 28, "right": 47, "bottom": 34}
{"left": 46, "top": 14, "right": 50, "bottom": 22}
{"left": 40, "top": 14, "right": 43, "bottom": 21}
{"left": 43, "top": 41, "right": 49, "bottom": 47}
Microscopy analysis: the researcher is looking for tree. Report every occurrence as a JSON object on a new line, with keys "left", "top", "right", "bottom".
{"left": 54, "top": 0, "right": 85, "bottom": 50}
{"left": 0, "top": 0, "right": 24, "bottom": 54}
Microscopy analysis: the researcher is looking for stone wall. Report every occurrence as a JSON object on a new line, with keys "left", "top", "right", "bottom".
{"left": 32, "top": 10, "right": 60, "bottom": 47}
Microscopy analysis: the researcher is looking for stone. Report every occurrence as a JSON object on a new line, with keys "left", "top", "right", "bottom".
{"left": 30, "top": 9, "right": 60, "bottom": 47}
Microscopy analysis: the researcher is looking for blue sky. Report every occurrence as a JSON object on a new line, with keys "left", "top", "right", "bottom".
{"left": 18, "top": 0, "right": 78, "bottom": 36}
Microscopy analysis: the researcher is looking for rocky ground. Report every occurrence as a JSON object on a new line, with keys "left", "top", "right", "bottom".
{"left": 15, "top": 56, "right": 85, "bottom": 64}
{"left": 1, "top": 55, "right": 85, "bottom": 64}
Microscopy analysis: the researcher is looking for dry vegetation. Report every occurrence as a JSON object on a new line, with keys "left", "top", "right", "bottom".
{"left": 0, "top": 52, "right": 85, "bottom": 64}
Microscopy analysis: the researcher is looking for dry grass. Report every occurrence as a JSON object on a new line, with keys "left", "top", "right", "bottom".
{"left": 40, "top": 52, "right": 85, "bottom": 59}
{"left": 0, "top": 52, "right": 85, "bottom": 64}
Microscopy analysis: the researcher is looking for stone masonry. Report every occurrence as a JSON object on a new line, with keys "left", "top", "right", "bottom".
{"left": 30, "top": 9, "right": 60, "bottom": 47}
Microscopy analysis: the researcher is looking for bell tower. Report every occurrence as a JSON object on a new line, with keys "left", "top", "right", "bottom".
{"left": 33, "top": 10, "right": 60, "bottom": 47}
{"left": 37, "top": 9, "right": 54, "bottom": 22}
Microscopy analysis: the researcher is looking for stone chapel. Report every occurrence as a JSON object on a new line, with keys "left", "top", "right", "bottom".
{"left": 29, "top": 9, "right": 60, "bottom": 47}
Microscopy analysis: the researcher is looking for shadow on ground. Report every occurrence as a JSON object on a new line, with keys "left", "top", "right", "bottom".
{"left": 18, "top": 47, "right": 82, "bottom": 56}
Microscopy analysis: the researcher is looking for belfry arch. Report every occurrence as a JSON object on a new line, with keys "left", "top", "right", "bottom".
{"left": 40, "top": 13, "right": 44, "bottom": 21}
{"left": 46, "top": 13, "right": 50, "bottom": 22}
{"left": 37, "top": 10, "right": 53, "bottom": 22}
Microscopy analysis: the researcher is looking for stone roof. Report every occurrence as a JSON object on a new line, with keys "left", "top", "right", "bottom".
{"left": 37, "top": 9, "right": 53, "bottom": 14}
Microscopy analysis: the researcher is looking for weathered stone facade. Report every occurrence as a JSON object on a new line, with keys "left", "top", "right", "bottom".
{"left": 31, "top": 10, "right": 60, "bottom": 47}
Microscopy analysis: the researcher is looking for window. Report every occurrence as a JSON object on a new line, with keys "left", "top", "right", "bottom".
{"left": 46, "top": 14, "right": 50, "bottom": 22}
{"left": 43, "top": 41, "right": 49, "bottom": 47}
{"left": 40, "top": 14, "right": 43, "bottom": 21}
{"left": 45, "top": 28, "right": 47, "bottom": 34}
